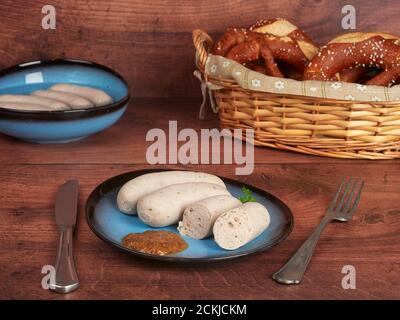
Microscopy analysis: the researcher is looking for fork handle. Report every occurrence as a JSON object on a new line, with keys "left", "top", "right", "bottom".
{"left": 272, "top": 216, "right": 331, "bottom": 284}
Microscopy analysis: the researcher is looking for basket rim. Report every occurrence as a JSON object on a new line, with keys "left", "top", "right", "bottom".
{"left": 202, "top": 70, "right": 400, "bottom": 106}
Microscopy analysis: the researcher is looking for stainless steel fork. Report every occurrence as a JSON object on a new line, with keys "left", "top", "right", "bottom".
{"left": 272, "top": 178, "right": 365, "bottom": 285}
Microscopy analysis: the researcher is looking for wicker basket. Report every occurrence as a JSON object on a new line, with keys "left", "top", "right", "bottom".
{"left": 193, "top": 29, "right": 400, "bottom": 160}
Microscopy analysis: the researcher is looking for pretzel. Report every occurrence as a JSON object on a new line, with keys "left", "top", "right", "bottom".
{"left": 212, "top": 19, "right": 318, "bottom": 78}
{"left": 335, "top": 67, "right": 367, "bottom": 82}
{"left": 212, "top": 27, "right": 249, "bottom": 57}
{"left": 304, "top": 32, "right": 400, "bottom": 86}
{"left": 247, "top": 20, "right": 373, "bottom": 82}
{"left": 249, "top": 18, "right": 318, "bottom": 62}
{"left": 211, "top": 28, "right": 280, "bottom": 77}
{"left": 251, "top": 19, "right": 368, "bottom": 81}
{"left": 367, "top": 67, "right": 400, "bottom": 85}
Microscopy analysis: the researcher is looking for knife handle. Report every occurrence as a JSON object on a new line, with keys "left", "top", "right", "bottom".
{"left": 52, "top": 226, "right": 79, "bottom": 293}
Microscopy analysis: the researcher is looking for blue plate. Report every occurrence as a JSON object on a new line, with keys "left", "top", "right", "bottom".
{"left": 86, "top": 169, "right": 294, "bottom": 262}
{"left": 0, "top": 59, "right": 129, "bottom": 143}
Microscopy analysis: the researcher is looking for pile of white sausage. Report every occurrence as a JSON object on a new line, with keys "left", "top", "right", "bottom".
{"left": 0, "top": 83, "right": 113, "bottom": 111}
{"left": 117, "top": 171, "right": 271, "bottom": 250}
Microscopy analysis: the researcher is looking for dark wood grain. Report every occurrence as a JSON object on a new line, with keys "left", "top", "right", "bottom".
{"left": 0, "top": 99, "right": 399, "bottom": 299}
{"left": 0, "top": 0, "right": 399, "bottom": 97}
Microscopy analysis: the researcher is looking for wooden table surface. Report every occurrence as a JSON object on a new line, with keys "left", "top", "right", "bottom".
{"left": 0, "top": 98, "right": 399, "bottom": 300}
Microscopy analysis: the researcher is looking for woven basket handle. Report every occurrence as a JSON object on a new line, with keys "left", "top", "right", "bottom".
{"left": 192, "top": 29, "right": 213, "bottom": 71}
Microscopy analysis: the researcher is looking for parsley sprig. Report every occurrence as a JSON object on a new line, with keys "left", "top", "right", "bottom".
{"left": 239, "top": 186, "right": 256, "bottom": 203}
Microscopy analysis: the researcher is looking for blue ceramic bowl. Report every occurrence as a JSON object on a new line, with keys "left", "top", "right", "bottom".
{"left": 0, "top": 59, "right": 130, "bottom": 143}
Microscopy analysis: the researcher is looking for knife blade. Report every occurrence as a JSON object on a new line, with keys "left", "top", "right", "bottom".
{"left": 55, "top": 180, "right": 79, "bottom": 228}
{"left": 51, "top": 180, "right": 80, "bottom": 294}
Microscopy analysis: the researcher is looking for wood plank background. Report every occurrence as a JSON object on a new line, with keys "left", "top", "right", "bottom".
{"left": 0, "top": 0, "right": 399, "bottom": 97}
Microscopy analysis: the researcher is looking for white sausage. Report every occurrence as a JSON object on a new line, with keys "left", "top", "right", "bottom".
{"left": 117, "top": 171, "right": 226, "bottom": 215}
{"left": 213, "top": 202, "right": 270, "bottom": 250}
{"left": 178, "top": 195, "right": 242, "bottom": 239}
{"left": 137, "top": 182, "right": 231, "bottom": 227}
{"left": 31, "top": 90, "right": 94, "bottom": 109}
{"left": 0, "top": 102, "right": 53, "bottom": 111}
{"left": 50, "top": 84, "right": 113, "bottom": 106}
{"left": 0, "top": 94, "right": 69, "bottom": 110}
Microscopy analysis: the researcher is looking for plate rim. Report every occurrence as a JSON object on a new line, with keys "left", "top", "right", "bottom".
{"left": 85, "top": 168, "right": 295, "bottom": 263}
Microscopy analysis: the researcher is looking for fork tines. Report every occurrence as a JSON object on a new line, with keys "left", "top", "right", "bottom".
{"left": 329, "top": 178, "right": 365, "bottom": 215}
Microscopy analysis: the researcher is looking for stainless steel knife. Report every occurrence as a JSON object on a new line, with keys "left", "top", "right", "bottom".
{"left": 52, "top": 180, "right": 79, "bottom": 294}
